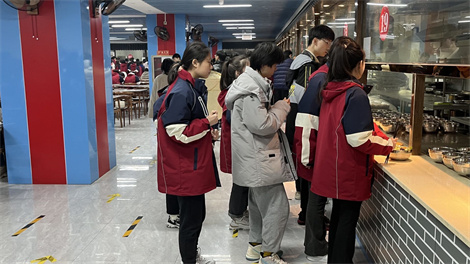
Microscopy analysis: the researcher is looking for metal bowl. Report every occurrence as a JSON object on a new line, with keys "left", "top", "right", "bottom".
{"left": 390, "top": 149, "right": 411, "bottom": 161}
{"left": 428, "top": 147, "right": 456, "bottom": 163}
{"left": 452, "top": 157, "right": 470, "bottom": 177}
{"left": 442, "top": 121, "right": 459, "bottom": 133}
{"left": 442, "top": 152, "right": 465, "bottom": 169}
{"left": 423, "top": 121, "right": 438, "bottom": 133}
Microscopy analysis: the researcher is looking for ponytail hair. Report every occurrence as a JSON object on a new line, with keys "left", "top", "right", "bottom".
{"left": 220, "top": 55, "right": 249, "bottom": 91}
{"left": 318, "top": 36, "right": 364, "bottom": 102}
{"left": 168, "top": 42, "right": 211, "bottom": 84}
{"left": 326, "top": 36, "right": 364, "bottom": 82}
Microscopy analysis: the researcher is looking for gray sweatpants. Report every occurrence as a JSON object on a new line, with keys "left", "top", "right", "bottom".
{"left": 248, "top": 183, "right": 289, "bottom": 253}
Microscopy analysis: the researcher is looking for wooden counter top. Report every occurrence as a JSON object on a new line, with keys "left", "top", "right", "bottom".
{"left": 374, "top": 155, "right": 470, "bottom": 247}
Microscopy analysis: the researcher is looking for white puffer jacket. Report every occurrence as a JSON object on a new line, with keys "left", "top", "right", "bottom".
{"left": 225, "top": 66, "right": 296, "bottom": 187}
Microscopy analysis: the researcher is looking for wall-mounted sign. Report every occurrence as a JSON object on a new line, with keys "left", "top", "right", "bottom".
{"left": 157, "top": 50, "right": 170, "bottom": 56}
{"left": 379, "top": 6, "right": 389, "bottom": 41}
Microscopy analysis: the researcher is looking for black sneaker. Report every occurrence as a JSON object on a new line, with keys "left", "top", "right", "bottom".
{"left": 167, "top": 215, "right": 180, "bottom": 228}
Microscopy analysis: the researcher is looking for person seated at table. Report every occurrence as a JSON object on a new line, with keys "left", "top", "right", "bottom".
{"left": 124, "top": 70, "right": 140, "bottom": 84}
{"left": 112, "top": 70, "right": 123, "bottom": 84}
{"left": 140, "top": 68, "right": 149, "bottom": 83}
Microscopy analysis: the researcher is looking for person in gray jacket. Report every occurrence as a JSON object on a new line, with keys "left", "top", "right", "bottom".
{"left": 225, "top": 42, "right": 296, "bottom": 264}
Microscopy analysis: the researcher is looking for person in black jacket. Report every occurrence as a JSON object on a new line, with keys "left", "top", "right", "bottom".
{"left": 272, "top": 50, "right": 293, "bottom": 103}
{"left": 285, "top": 24, "right": 335, "bottom": 226}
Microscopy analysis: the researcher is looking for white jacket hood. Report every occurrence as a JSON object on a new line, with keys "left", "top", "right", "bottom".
{"left": 225, "top": 66, "right": 272, "bottom": 110}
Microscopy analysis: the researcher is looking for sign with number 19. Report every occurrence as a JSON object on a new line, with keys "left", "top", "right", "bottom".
{"left": 379, "top": 6, "right": 389, "bottom": 41}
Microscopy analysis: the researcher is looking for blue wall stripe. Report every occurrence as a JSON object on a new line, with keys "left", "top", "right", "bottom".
{"left": 146, "top": 14, "right": 158, "bottom": 91}
{"left": 217, "top": 41, "right": 222, "bottom": 51}
{"left": 202, "top": 31, "right": 209, "bottom": 48}
{"left": 175, "top": 14, "right": 186, "bottom": 57}
{"left": 0, "top": 3, "right": 32, "bottom": 184}
{"left": 101, "top": 15, "right": 117, "bottom": 170}
{"left": 55, "top": 0, "right": 99, "bottom": 184}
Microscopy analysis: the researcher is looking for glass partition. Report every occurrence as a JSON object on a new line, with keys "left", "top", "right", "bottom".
{"left": 363, "top": 0, "right": 470, "bottom": 65}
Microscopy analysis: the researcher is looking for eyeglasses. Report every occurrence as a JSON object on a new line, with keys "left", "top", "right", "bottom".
{"left": 321, "top": 39, "right": 332, "bottom": 46}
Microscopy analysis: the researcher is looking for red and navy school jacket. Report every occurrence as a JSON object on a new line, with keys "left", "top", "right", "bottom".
{"left": 120, "top": 63, "right": 127, "bottom": 73}
{"left": 112, "top": 72, "right": 121, "bottom": 84}
{"left": 312, "top": 80, "right": 393, "bottom": 201}
{"left": 217, "top": 89, "right": 231, "bottom": 174}
{"left": 293, "top": 64, "right": 329, "bottom": 181}
{"left": 124, "top": 74, "right": 139, "bottom": 84}
{"left": 157, "top": 69, "right": 220, "bottom": 196}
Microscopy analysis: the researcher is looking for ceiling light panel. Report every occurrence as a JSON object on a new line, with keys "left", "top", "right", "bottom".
{"left": 112, "top": 24, "right": 143, "bottom": 28}
{"left": 222, "top": 23, "right": 255, "bottom": 26}
{"left": 219, "top": 19, "right": 254, "bottom": 22}
{"left": 108, "top": 20, "right": 130, "bottom": 24}
{"left": 204, "top": 4, "right": 252, "bottom": 8}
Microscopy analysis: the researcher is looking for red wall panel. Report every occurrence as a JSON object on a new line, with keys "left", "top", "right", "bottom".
{"left": 19, "top": 0, "right": 67, "bottom": 184}
{"left": 157, "top": 14, "right": 176, "bottom": 55}
{"left": 89, "top": 2, "right": 110, "bottom": 176}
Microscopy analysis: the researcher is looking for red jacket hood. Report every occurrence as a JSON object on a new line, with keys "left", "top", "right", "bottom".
{"left": 177, "top": 69, "right": 195, "bottom": 86}
{"left": 218, "top": 89, "right": 228, "bottom": 108}
{"left": 322, "top": 80, "right": 363, "bottom": 103}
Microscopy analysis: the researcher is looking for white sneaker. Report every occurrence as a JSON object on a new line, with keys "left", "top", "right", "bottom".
{"left": 260, "top": 253, "right": 288, "bottom": 264}
{"left": 167, "top": 215, "right": 180, "bottom": 228}
{"left": 306, "top": 254, "right": 327, "bottom": 262}
{"left": 229, "top": 215, "right": 249, "bottom": 230}
{"left": 196, "top": 248, "right": 215, "bottom": 264}
{"left": 295, "top": 191, "right": 301, "bottom": 200}
{"left": 246, "top": 244, "right": 262, "bottom": 261}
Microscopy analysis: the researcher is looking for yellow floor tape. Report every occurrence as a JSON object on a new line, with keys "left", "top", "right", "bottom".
{"left": 107, "top": 193, "right": 120, "bottom": 203}
{"left": 123, "top": 216, "right": 143, "bottom": 237}
{"left": 232, "top": 229, "right": 239, "bottom": 238}
{"left": 30, "top": 255, "right": 56, "bottom": 263}
{"left": 12, "top": 215, "right": 45, "bottom": 237}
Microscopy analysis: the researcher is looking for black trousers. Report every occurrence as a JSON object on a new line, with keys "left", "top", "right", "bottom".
{"left": 298, "top": 178, "right": 310, "bottom": 221}
{"left": 177, "top": 194, "right": 206, "bottom": 264}
{"left": 166, "top": 194, "right": 179, "bottom": 215}
{"left": 273, "top": 89, "right": 289, "bottom": 103}
{"left": 305, "top": 191, "right": 328, "bottom": 256}
{"left": 228, "top": 183, "right": 249, "bottom": 218}
{"left": 328, "top": 199, "right": 363, "bottom": 264}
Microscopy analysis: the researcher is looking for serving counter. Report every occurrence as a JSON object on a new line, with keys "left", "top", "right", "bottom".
{"left": 357, "top": 155, "right": 470, "bottom": 263}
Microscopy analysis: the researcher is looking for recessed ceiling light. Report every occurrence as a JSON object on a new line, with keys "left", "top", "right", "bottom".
{"left": 323, "top": 4, "right": 330, "bottom": 7}
{"left": 339, "top": 4, "right": 345, "bottom": 7}
{"left": 366, "top": 3, "right": 407, "bottom": 7}
{"left": 222, "top": 23, "right": 254, "bottom": 26}
{"left": 125, "top": 28, "right": 143, "bottom": 31}
{"left": 112, "top": 24, "right": 143, "bottom": 28}
{"left": 327, "top": 22, "right": 355, "bottom": 25}
{"left": 226, "top": 27, "right": 255, "bottom": 29}
{"left": 314, "top": 12, "right": 320, "bottom": 15}
{"left": 325, "top": 13, "right": 330, "bottom": 15}
{"left": 204, "top": 4, "right": 252, "bottom": 8}
{"left": 336, "top": 18, "right": 355, "bottom": 21}
{"left": 108, "top": 20, "right": 130, "bottom": 24}
{"left": 219, "top": 19, "right": 254, "bottom": 22}
{"left": 458, "top": 20, "right": 470, "bottom": 23}
{"left": 232, "top": 33, "right": 255, "bottom": 35}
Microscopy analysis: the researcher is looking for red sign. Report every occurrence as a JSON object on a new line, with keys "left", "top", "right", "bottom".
{"left": 157, "top": 50, "right": 170, "bottom": 56}
{"left": 379, "top": 6, "right": 389, "bottom": 41}
{"left": 343, "top": 22, "right": 348, "bottom": 36}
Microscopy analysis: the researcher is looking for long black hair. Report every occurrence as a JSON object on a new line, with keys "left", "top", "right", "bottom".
{"left": 318, "top": 36, "right": 364, "bottom": 102}
{"left": 168, "top": 42, "right": 211, "bottom": 84}
{"left": 220, "top": 55, "right": 249, "bottom": 91}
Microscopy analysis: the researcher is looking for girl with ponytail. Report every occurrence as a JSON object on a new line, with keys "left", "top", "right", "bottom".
{"left": 311, "top": 36, "right": 396, "bottom": 263}
{"left": 217, "top": 55, "right": 250, "bottom": 230}
{"left": 156, "top": 41, "right": 219, "bottom": 264}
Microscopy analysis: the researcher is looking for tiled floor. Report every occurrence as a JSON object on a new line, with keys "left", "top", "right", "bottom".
{"left": 0, "top": 117, "right": 369, "bottom": 264}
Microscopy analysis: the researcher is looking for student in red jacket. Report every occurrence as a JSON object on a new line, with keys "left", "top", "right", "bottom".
{"left": 156, "top": 42, "right": 219, "bottom": 264}
{"left": 217, "top": 55, "right": 250, "bottom": 230}
{"left": 312, "top": 37, "right": 396, "bottom": 263}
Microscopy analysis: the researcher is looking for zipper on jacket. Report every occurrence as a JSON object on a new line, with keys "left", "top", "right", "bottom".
{"left": 194, "top": 148, "right": 198, "bottom": 170}
{"left": 365, "top": 154, "right": 369, "bottom": 177}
